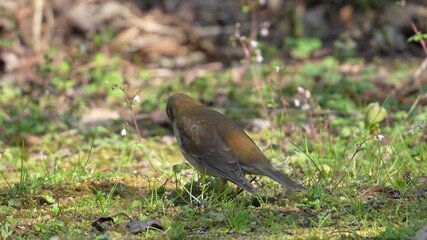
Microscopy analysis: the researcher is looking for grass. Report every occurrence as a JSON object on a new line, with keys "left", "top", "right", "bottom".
{"left": 1, "top": 55, "right": 426, "bottom": 239}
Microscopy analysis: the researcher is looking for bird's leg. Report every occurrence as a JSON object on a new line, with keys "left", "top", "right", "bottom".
{"left": 216, "top": 178, "right": 228, "bottom": 195}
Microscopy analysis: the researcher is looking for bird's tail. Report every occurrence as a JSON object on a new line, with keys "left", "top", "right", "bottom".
{"left": 264, "top": 166, "right": 307, "bottom": 192}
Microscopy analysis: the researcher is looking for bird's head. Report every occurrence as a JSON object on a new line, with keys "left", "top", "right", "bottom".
{"left": 166, "top": 93, "right": 200, "bottom": 121}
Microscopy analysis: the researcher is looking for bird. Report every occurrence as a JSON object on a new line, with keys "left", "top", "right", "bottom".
{"left": 166, "top": 93, "right": 306, "bottom": 194}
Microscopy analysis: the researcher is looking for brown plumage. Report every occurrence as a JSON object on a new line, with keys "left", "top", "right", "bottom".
{"left": 166, "top": 93, "right": 306, "bottom": 193}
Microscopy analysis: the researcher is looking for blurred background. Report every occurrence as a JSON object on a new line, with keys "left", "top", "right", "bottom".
{"left": 1, "top": 0, "right": 426, "bottom": 143}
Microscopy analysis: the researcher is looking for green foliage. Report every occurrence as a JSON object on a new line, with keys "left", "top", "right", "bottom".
{"left": 0, "top": 38, "right": 14, "bottom": 48}
{"left": 189, "top": 74, "right": 218, "bottom": 100}
{"left": 364, "top": 102, "right": 388, "bottom": 128}
{"left": 302, "top": 62, "right": 326, "bottom": 76}
{"left": 407, "top": 31, "right": 427, "bottom": 42}
{"left": 172, "top": 163, "right": 191, "bottom": 174}
{"left": 93, "top": 28, "right": 116, "bottom": 48}
{"left": 285, "top": 37, "right": 322, "bottom": 59}
{"left": 334, "top": 35, "right": 357, "bottom": 58}
{"left": 34, "top": 220, "right": 65, "bottom": 237}
{"left": 225, "top": 208, "right": 250, "bottom": 229}
{"left": 0, "top": 84, "right": 21, "bottom": 104}
{"left": 261, "top": 44, "right": 280, "bottom": 59}
{"left": 379, "top": 225, "right": 417, "bottom": 239}
{"left": 321, "top": 56, "right": 339, "bottom": 68}
{"left": 0, "top": 216, "right": 14, "bottom": 239}
{"left": 1, "top": 101, "right": 54, "bottom": 137}
{"left": 52, "top": 76, "right": 75, "bottom": 90}
{"left": 241, "top": 4, "right": 251, "bottom": 13}
{"left": 138, "top": 70, "right": 152, "bottom": 80}
{"left": 322, "top": 95, "right": 356, "bottom": 111}
{"left": 167, "top": 222, "right": 187, "bottom": 240}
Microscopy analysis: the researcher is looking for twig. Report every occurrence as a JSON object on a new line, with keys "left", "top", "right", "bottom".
{"left": 413, "top": 57, "right": 427, "bottom": 80}
{"left": 43, "top": 0, "right": 54, "bottom": 48}
{"left": 32, "top": 0, "right": 44, "bottom": 52}
{"left": 410, "top": 21, "right": 427, "bottom": 55}
{"left": 248, "top": 0, "right": 258, "bottom": 40}
{"left": 396, "top": 21, "right": 427, "bottom": 98}
{"left": 120, "top": 87, "right": 142, "bottom": 139}
{"left": 235, "top": 23, "right": 252, "bottom": 65}
{"left": 348, "top": 136, "right": 372, "bottom": 163}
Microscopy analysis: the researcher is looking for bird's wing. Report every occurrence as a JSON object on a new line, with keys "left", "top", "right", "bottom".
{"left": 176, "top": 117, "right": 255, "bottom": 193}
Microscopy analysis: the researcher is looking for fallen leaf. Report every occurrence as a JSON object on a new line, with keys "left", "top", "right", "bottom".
{"left": 120, "top": 219, "right": 163, "bottom": 235}
{"left": 91, "top": 213, "right": 163, "bottom": 235}
{"left": 91, "top": 217, "right": 115, "bottom": 233}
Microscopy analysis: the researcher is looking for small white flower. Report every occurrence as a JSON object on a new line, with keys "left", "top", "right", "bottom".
{"left": 377, "top": 134, "right": 384, "bottom": 141}
{"left": 260, "top": 21, "right": 270, "bottom": 37}
{"left": 294, "top": 99, "right": 301, "bottom": 107}
{"left": 297, "top": 86, "right": 305, "bottom": 94}
{"left": 133, "top": 95, "right": 140, "bottom": 103}
{"left": 305, "top": 90, "right": 311, "bottom": 99}
{"left": 260, "top": 27, "right": 269, "bottom": 37}
{"left": 250, "top": 40, "right": 258, "bottom": 48}
{"left": 121, "top": 128, "right": 127, "bottom": 136}
{"left": 274, "top": 66, "right": 281, "bottom": 72}
{"left": 408, "top": 128, "right": 415, "bottom": 135}
{"left": 254, "top": 49, "right": 263, "bottom": 63}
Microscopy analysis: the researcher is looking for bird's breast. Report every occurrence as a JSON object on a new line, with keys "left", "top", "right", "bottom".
{"left": 172, "top": 123, "right": 182, "bottom": 147}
